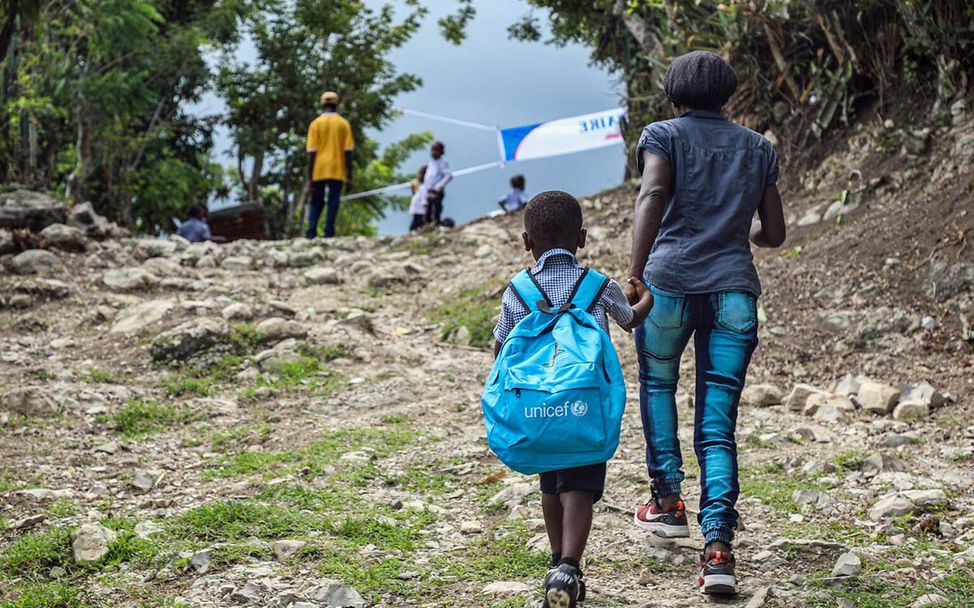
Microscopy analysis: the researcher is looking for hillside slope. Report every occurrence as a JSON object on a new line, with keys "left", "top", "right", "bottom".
{"left": 0, "top": 105, "right": 972, "bottom": 607}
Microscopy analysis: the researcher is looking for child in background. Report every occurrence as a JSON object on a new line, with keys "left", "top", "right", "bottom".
{"left": 499, "top": 174, "right": 528, "bottom": 213}
{"left": 408, "top": 165, "right": 427, "bottom": 232}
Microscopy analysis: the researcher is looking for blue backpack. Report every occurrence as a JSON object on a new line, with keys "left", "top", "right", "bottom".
{"left": 481, "top": 268, "right": 626, "bottom": 474}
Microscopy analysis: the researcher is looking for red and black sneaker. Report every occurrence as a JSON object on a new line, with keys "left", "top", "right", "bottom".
{"left": 698, "top": 550, "right": 737, "bottom": 595}
{"left": 633, "top": 498, "right": 690, "bottom": 538}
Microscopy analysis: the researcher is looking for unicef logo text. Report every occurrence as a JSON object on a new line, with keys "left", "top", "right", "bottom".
{"left": 523, "top": 400, "right": 590, "bottom": 419}
{"left": 570, "top": 400, "right": 588, "bottom": 417}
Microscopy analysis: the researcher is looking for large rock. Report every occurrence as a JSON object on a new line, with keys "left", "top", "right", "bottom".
{"left": 150, "top": 318, "right": 230, "bottom": 362}
{"left": 10, "top": 249, "right": 58, "bottom": 275}
{"left": 902, "top": 489, "right": 948, "bottom": 508}
{"left": 0, "top": 190, "right": 67, "bottom": 231}
{"left": 133, "top": 239, "right": 178, "bottom": 260}
{"left": 71, "top": 523, "right": 116, "bottom": 563}
{"left": 869, "top": 495, "right": 915, "bottom": 521}
{"left": 831, "top": 552, "right": 862, "bottom": 577}
{"left": 110, "top": 300, "right": 174, "bottom": 334}
{"left": 741, "top": 384, "right": 784, "bottom": 407}
{"left": 857, "top": 381, "right": 900, "bottom": 415}
{"left": 481, "top": 581, "right": 530, "bottom": 596}
{"left": 103, "top": 267, "right": 159, "bottom": 290}
{"left": 893, "top": 381, "right": 944, "bottom": 420}
{"left": 39, "top": 223, "right": 87, "bottom": 252}
{"left": 892, "top": 401, "right": 930, "bottom": 420}
{"left": 928, "top": 261, "right": 974, "bottom": 301}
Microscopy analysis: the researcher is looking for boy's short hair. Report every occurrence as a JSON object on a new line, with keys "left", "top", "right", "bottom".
{"left": 510, "top": 174, "right": 525, "bottom": 189}
{"left": 188, "top": 204, "right": 206, "bottom": 220}
{"left": 664, "top": 51, "right": 737, "bottom": 112}
{"left": 524, "top": 190, "right": 582, "bottom": 246}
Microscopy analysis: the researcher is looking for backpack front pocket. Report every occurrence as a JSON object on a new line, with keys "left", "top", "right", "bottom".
{"left": 503, "top": 368, "right": 607, "bottom": 454}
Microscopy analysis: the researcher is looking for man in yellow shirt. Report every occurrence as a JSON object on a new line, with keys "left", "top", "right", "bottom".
{"left": 306, "top": 90, "right": 354, "bottom": 238}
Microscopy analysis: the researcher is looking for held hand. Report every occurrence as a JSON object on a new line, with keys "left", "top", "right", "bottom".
{"left": 628, "top": 277, "right": 653, "bottom": 308}
{"left": 624, "top": 279, "right": 640, "bottom": 306}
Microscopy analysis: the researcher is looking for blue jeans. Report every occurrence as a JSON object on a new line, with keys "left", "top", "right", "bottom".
{"left": 635, "top": 284, "right": 758, "bottom": 546}
{"left": 307, "top": 179, "right": 343, "bottom": 238}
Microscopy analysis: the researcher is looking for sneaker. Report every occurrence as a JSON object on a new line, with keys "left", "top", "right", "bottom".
{"left": 698, "top": 550, "right": 737, "bottom": 595}
{"left": 633, "top": 498, "right": 690, "bottom": 537}
{"left": 543, "top": 563, "right": 581, "bottom": 608}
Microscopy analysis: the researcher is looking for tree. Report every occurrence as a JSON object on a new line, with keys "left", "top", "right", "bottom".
{"left": 215, "top": 0, "right": 431, "bottom": 237}
{"left": 511, "top": 1, "right": 974, "bottom": 168}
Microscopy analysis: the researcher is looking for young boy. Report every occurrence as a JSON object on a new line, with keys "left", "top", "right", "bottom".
{"left": 492, "top": 191, "right": 653, "bottom": 607}
{"left": 408, "top": 165, "right": 427, "bottom": 232}
{"left": 423, "top": 141, "right": 452, "bottom": 226}
{"left": 498, "top": 174, "right": 528, "bottom": 213}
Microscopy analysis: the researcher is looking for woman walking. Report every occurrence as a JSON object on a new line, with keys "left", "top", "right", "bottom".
{"left": 626, "top": 51, "right": 786, "bottom": 595}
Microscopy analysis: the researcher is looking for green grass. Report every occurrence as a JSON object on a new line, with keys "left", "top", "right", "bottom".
{"left": 207, "top": 423, "right": 272, "bottom": 452}
{"left": 45, "top": 499, "right": 77, "bottom": 519}
{"left": 429, "top": 284, "right": 502, "bottom": 348}
{"left": 0, "top": 581, "right": 94, "bottom": 608}
{"left": 208, "top": 425, "right": 416, "bottom": 479}
{"left": 809, "top": 569, "right": 974, "bottom": 607}
{"left": 246, "top": 356, "right": 346, "bottom": 399}
{"left": 106, "top": 400, "right": 199, "bottom": 438}
{"left": 740, "top": 465, "right": 826, "bottom": 514}
{"left": 160, "top": 354, "right": 244, "bottom": 397}
{"left": 0, "top": 527, "right": 72, "bottom": 578}
{"left": 82, "top": 368, "right": 125, "bottom": 384}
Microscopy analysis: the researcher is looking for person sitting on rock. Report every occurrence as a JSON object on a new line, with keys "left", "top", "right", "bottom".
{"left": 498, "top": 174, "right": 528, "bottom": 213}
{"left": 491, "top": 191, "right": 653, "bottom": 608}
{"left": 177, "top": 205, "right": 212, "bottom": 243}
{"left": 626, "top": 50, "right": 786, "bottom": 596}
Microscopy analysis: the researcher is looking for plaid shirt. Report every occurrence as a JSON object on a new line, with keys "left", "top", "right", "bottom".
{"left": 493, "top": 248, "right": 634, "bottom": 344}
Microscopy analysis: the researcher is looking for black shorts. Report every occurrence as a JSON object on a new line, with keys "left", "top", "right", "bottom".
{"left": 539, "top": 462, "right": 607, "bottom": 503}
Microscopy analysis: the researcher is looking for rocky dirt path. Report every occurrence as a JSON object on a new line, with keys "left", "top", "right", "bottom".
{"left": 2, "top": 108, "right": 974, "bottom": 607}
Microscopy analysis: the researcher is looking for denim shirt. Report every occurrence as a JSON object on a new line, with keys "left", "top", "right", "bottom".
{"left": 636, "top": 110, "right": 779, "bottom": 296}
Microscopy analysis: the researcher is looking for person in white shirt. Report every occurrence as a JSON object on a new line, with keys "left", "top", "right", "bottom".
{"left": 422, "top": 141, "right": 452, "bottom": 226}
{"left": 409, "top": 165, "right": 428, "bottom": 232}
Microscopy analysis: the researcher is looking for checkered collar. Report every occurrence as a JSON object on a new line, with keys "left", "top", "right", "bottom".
{"left": 532, "top": 248, "right": 581, "bottom": 273}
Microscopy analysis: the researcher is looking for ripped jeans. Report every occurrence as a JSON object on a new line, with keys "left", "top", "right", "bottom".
{"left": 634, "top": 284, "right": 758, "bottom": 546}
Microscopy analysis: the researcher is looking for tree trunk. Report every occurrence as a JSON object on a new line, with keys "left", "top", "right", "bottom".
{"left": 248, "top": 149, "right": 263, "bottom": 203}
{"left": 66, "top": 60, "right": 92, "bottom": 205}
{"left": 611, "top": 0, "right": 665, "bottom": 58}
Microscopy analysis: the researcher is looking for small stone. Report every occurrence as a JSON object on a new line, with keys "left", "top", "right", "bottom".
{"left": 912, "top": 594, "right": 949, "bottom": 608}
{"left": 131, "top": 470, "right": 156, "bottom": 493}
{"left": 460, "top": 520, "right": 483, "bottom": 534}
{"left": 858, "top": 381, "right": 901, "bottom": 415}
{"left": 39, "top": 223, "right": 86, "bottom": 251}
{"left": 221, "top": 255, "right": 252, "bottom": 270}
{"left": 834, "top": 374, "right": 861, "bottom": 397}
{"left": 453, "top": 325, "right": 472, "bottom": 346}
{"left": 837, "top": 599, "right": 855, "bottom": 608}
{"left": 869, "top": 495, "right": 915, "bottom": 521}
{"left": 860, "top": 453, "right": 905, "bottom": 476}
{"left": 12, "top": 514, "right": 46, "bottom": 530}
{"left": 102, "top": 267, "right": 158, "bottom": 290}
{"left": 481, "top": 581, "right": 530, "bottom": 595}
{"left": 255, "top": 317, "right": 308, "bottom": 341}
{"left": 785, "top": 384, "right": 827, "bottom": 411}
{"left": 71, "top": 523, "right": 116, "bottom": 563}
{"left": 892, "top": 401, "right": 930, "bottom": 420}
{"left": 745, "top": 586, "right": 771, "bottom": 608}
{"left": 304, "top": 266, "right": 341, "bottom": 285}
{"left": 221, "top": 303, "right": 253, "bottom": 320}
{"left": 190, "top": 549, "right": 211, "bottom": 573}
{"left": 307, "top": 580, "right": 365, "bottom": 607}
{"left": 93, "top": 441, "right": 119, "bottom": 455}
{"left": 831, "top": 552, "right": 862, "bottom": 577}
{"left": 920, "top": 316, "right": 938, "bottom": 330}
{"left": 793, "top": 489, "right": 832, "bottom": 509}
{"left": 134, "top": 520, "right": 164, "bottom": 539}
{"left": 741, "top": 384, "right": 784, "bottom": 407}
{"left": 230, "top": 581, "right": 263, "bottom": 604}
{"left": 902, "top": 489, "right": 948, "bottom": 508}
{"left": 272, "top": 539, "right": 306, "bottom": 561}
{"left": 149, "top": 318, "right": 230, "bottom": 362}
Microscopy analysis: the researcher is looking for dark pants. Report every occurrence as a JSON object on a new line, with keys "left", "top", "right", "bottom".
{"left": 307, "top": 179, "right": 343, "bottom": 238}
{"left": 425, "top": 190, "right": 444, "bottom": 225}
{"left": 409, "top": 214, "right": 426, "bottom": 232}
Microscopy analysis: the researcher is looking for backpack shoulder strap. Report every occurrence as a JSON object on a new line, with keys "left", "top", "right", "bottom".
{"left": 567, "top": 268, "right": 610, "bottom": 313}
{"left": 509, "top": 269, "right": 552, "bottom": 314}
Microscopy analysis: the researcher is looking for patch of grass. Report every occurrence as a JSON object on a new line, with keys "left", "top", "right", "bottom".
{"left": 168, "top": 500, "right": 317, "bottom": 543}
{"left": 107, "top": 400, "right": 199, "bottom": 438}
{"left": 740, "top": 465, "right": 826, "bottom": 514}
{"left": 31, "top": 369, "right": 58, "bottom": 381}
{"left": 82, "top": 368, "right": 125, "bottom": 384}
{"left": 809, "top": 569, "right": 974, "bottom": 607}
{"left": 0, "top": 581, "right": 94, "bottom": 608}
{"left": 160, "top": 354, "right": 244, "bottom": 397}
{"left": 297, "top": 342, "right": 351, "bottom": 362}
{"left": 208, "top": 423, "right": 272, "bottom": 452}
{"left": 45, "top": 499, "right": 77, "bottom": 519}
{"left": 835, "top": 450, "right": 866, "bottom": 474}
{"left": 429, "top": 284, "right": 502, "bottom": 348}
{"left": 438, "top": 523, "right": 546, "bottom": 581}
{"left": 252, "top": 356, "right": 346, "bottom": 398}
{"left": 208, "top": 425, "right": 416, "bottom": 479}
{"left": 227, "top": 323, "right": 262, "bottom": 353}
{"left": 0, "top": 526, "right": 72, "bottom": 577}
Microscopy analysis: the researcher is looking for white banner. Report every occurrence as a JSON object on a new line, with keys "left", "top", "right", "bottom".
{"left": 500, "top": 108, "right": 626, "bottom": 162}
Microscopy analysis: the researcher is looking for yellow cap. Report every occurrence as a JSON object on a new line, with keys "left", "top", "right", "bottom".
{"left": 320, "top": 91, "right": 339, "bottom": 105}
